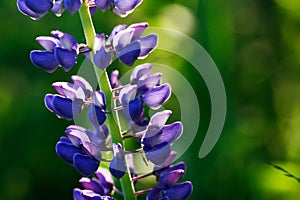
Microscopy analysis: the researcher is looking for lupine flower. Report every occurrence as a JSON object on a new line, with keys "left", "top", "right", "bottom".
{"left": 118, "top": 63, "right": 171, "bottom": 124}
{"left": 141, "top": 110, "right": 183, "bottom": 165}
{"left": 74, "top": 167, "right": 114, "bottom": 200}
{"left": 95, "top": 0, "right": 143, "bottom": 17}
{"left": 109, "top": 143, "right": 127, "bottom": 179}
{"left": 17, "top": 0, "right": 53, "bottom": 20}
{"left": 56, "top": 122, "right": 110, "bottom": 176}
{"left": 146, "top": 167, "right": 192, "bottom": 200}
{"left": 45, "top": 75, "right": 106, "bottom": 124}
{"left": 17, "top": 0, "right": 83, "bottom": 20}
{"left": 93, "top": 23, "right": 158, "bottom": 69}
{"left": 30, "top": 30, "right": 79, "bottom": 72}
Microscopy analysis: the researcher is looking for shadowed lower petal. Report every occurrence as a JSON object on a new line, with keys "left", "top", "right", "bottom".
{"left": 145, "top": 142, "right": 171, "bottom": 165}
{"left": 54, "top": 47, "right": 77, "bottom": 71}
{"left": 64, "top": 0, "right": 82, "bottom": 14}
{"left": 73, "top": 153, "right": 100, "bottom": 177}
{"left": 30, "top": 50, "right": 58, "bottom": 72}
{"left": 138, "top": 34, "right": 158, "bottom": 58}
{"left": 164, "top": 181, "right": 193, "bottom": 200}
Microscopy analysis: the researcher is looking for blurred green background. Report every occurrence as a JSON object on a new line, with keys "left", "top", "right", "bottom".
{"left": 1, "top": 0, "right": 300, "bottom": 199}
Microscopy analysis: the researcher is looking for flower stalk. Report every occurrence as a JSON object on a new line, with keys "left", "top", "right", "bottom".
{"left": 78, "top": 3, "right": 136, "bottom": 200}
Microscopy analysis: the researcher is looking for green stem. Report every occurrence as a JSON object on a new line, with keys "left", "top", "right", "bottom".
{"left": 78, "top": 3, "right": 136, "bottom": 200}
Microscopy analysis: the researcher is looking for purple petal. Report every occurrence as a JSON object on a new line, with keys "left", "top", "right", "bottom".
{"left": 82, "top": 141, "right": 102, "bottom": 161}
{"left": 159, "top": 122, "right": 183, "bottom": 144}
{"left": 95, "top": 0, "right": 111, "bottom": 11}
{"left": 54, "top": 47, "right": 77, "bottom": 71}
{"left": 72, "top": 75, "right": 93, "bottom": 96}
{"left": 36, "top": 36, "right": 60, "bottom": 52}
{"left": 30, "top": 50, "right": 58, "bottom": 73}
{"left": 124, "top": 97, "right": 143, "bottom": 122}
{"left": 92, "top": 90, "right": 106, "bottom": 109}
{"left": 94, "top": 34, "right": 106, "bottom": 51}
{"left": 52, "top": 82, "right": 85, "bottom": 100}
{"left": 149, "top": 110, "right": 172, "bottom": 128}
{"left": 117, "top": 40, "right": 141, "bottom": 66}
{"left": 114, "top": 0, "right": 142, "bottom": 11}
{"left": 81, "top": 190, "right": 103, "bottom": 200}
{"left": 154, "top": 151, "right": 177, "bottom": 173}
{"left": 44, "top": 94, "right": 82, "bottom": 120}
{"left": 160, "top": 169, "right": 185, "bottom": 188}
{"left": 138, "top": 34, "right": 158, "bottom": 58}
{"left": 95, "top": 168, "right": 114, "bottom": 194}
{"left": 56, "top": 137, "right": 82, "bottom": 165}
{"left": 145, "top": 142, "right": 171, "bottom": 165}
{"left": 110, "top": 70, "right": 119, "bottom": 89}
{"left": 64, "top": 0, "right": 82, "bottom": 14}
{"left": 24, "top": 0, "right": 53, "bottom": 14}
{"left": 158, "top": 162, "right": 186, "bottom": 177}
{"left": 51, "top": 0, "right": 64, "bottom": 16}
{"left": 65, "top": 125, "right": 90, "bottom": 147}
{"left": 79, "top": 177, "right": 105, "bottom": 195}
{"left": 146, "top": 185, "right": 163, "bottom": 200}
{"left": 88, "top": 104, "right": 107, "bottom": 127}
{"left": 73, "top": 188, "right": 85, "bottom": 200}
{"left": 108, "top": 24, "right": 127, "bottom": 44}
{"left": 119, "top": 85, "right": 137, "bottom": 106}
{"left": 17, "top": 0, "right": 45, "bottom": 19}
{"left": 142, "top": 84, "right": 171, "bottom": 110}
{"left": 128, "top": 22, "right": 148, "bottom": 40}
{"left": 113, "top": 29, "right": 135, "bottom": 51}
{"left": 109, "top": 144, "right": 126, "bottom": 179}
{"left": 137, "top": 73, "right": 162, "bottom": 94}
{"left": 73, "top": 153, "right": 99, "bottom": 177}
{"left": 164, "top": 182, "right": 193, "bottom": 200}
{"left": 93, "top": 47, "right": 111, "bottom": 70}
{"left": 130, "top": 63, "right": 153, "bottom": 84}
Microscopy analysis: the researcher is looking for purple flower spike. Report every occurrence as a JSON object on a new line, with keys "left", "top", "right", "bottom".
{"left": 17, "top": 0, "right": 53, "bottom": 20}
{"left": 64, "top": 0, "right": 82, "bottom": 15}
{"left": 109, "top": 143, "right": 126, "bottom": 179}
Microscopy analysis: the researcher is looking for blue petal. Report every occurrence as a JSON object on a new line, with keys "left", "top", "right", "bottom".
{"left": 159, "top": 122, "right": 183, "bottom": 144}
{"left": 88, "top": 104, "right": 107, "bottom": 127}
{"left": 145, "top": 142, "right": 171, "bottom": 165}
{"left": 95, "top": 0, "right": 112, "bottom": 11}
{"left": 64, "top": 0, "right": 82, "bottom": 14}
{"left": 24, "top": 0, "right": 53, "bottom": 14}
{"left": 36, "top": 36, "right": 60, "bottom": 52}
{"left": 51, "top": 0, "right": 64, "bottom": 16}
{"left": 90, "top": 6, "right": 97, "bottom": 16}
{"left": 160, "top": 169, "right": 185, "bottom": 188}
{"left": 30, "top": 50, "right": 58, "bottom": 73}
{"left": 108, "top": 24, "right": 127, "bottom": 44}
{"left": 146, "top": 185, "right": 163, "bottom": 200}
{"left": 164, "top": 182, "right": 193, "bottom": 200}
{"left": 138, "top": 34, "right": 158, "bottom": 58}
{"left": 114, "top": 0, "right": 142, "bottom": 11}
{"left": 142, "top": 84, "right": 171, "bottom": 110}
{"left": 137, "top": 73, "right": 162, "bottom": 94}
{"left": 124, "top": 97, "right": 143, "bottom": 122}
{"left": 117, "top": 41, "right": 141, "bottom": 66}
{"left": 157, "top": 162, "right": 186, "bottom": 177}
{"left": 109, "top": 143, "right": 126, "bottom": 179}
{"left": 55, "top": 137, "right": 82, "bottom": 165}
{"left": 79, "top": 177, "right": 105, "bottom": 194}
{"left": 17, "top": 0, "right": 45, "bottom": 19}
{"left": 54, "top": 47, "right": 77, "bottom": 71}
{"left": 73, "top": 153, "right": 99, "bottom": 177}
{"left": 119, "top": 85, "right": 137, "bottom": 106}
{"left": 93, "top": 47, "right": 111, "bottom": 70}
{"left": 71, "top": 75, "right": 93, "bottom": 95}
{"left": 81, "top": 190, "right": 103, "bottom": 200}
{"left": 73, "top": 188, "right": 85, "bottom": 200}
{"left": 128, "top": 22, "right": 148, "bottom": 40}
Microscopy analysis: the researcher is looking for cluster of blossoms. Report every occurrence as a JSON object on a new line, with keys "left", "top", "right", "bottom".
{"left": 18, "top": 0, "right": 193, "bottom": 199}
